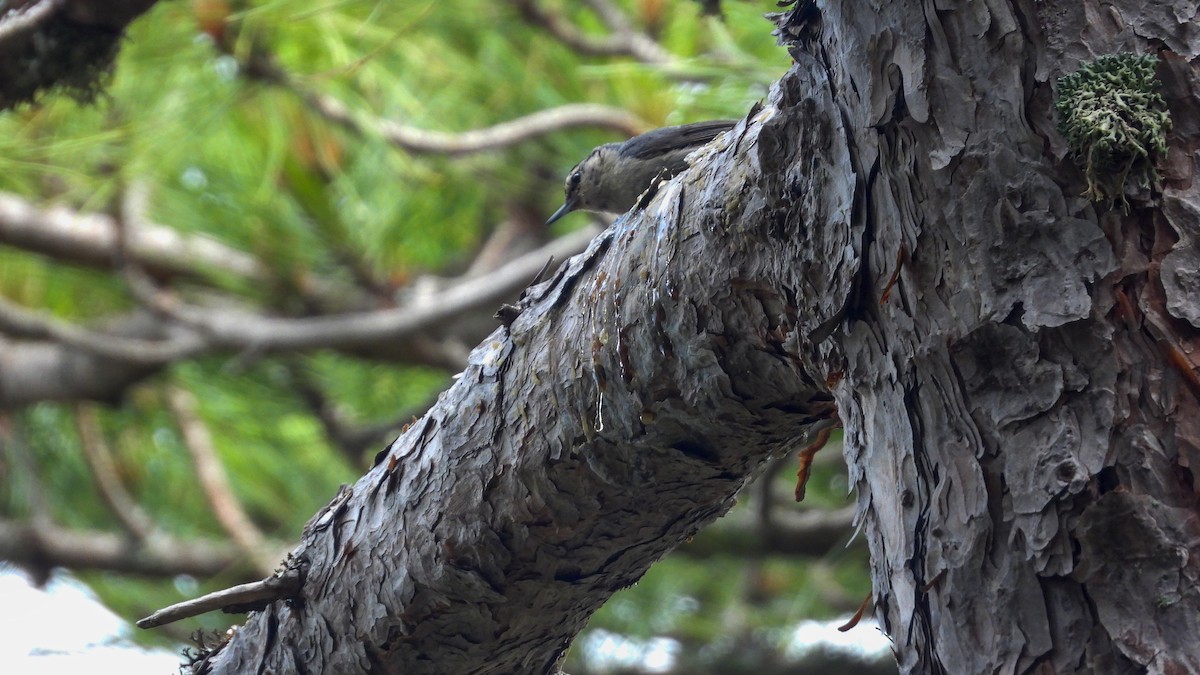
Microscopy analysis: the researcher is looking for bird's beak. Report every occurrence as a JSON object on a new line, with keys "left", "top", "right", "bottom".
{"left": 545, "top": 197, "right": 578, "bottom": 226}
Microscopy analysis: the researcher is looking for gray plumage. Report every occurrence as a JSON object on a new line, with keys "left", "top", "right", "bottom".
{"left": 546, "top": 120, "right": 736, "bottom": 225}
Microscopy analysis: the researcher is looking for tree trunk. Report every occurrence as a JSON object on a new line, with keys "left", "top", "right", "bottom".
{"left": 203, "top": 0, "right": 1200, "bottom": 672}
{"left": 780, "top": 0, "right": 1200, "bottom": 671}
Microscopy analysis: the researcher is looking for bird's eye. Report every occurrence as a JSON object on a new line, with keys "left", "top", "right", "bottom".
{"left": 569, "top": 171, "right": 582, "bottom": 187}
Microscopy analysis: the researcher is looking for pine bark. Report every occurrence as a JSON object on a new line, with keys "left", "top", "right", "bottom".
{"left": 785, "top": 0, "right": 1200, "bottom": 671}
{"left": 204, "top": 0, "right": 1200, "bottom": 672}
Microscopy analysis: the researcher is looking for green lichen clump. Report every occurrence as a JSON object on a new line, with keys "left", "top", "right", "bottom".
{"left": 1056, "top": 53, "right": 1171, "bottom": 205}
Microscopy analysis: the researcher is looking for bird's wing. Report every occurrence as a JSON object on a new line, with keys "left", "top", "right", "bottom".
{"left": 620, "top": 120, "right": 737, "bottom": 160}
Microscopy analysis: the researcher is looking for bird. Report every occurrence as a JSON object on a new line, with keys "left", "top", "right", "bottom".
{"left": 546, "top": 120, "right": 736, "bottom": 225}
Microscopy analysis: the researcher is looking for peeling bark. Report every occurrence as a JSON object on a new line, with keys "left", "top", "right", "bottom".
{"left": 774, "top": 0, "right": 1200, "bottom": 672}
{"left": 204, "top": 116, "right": 839, "bottom": 671}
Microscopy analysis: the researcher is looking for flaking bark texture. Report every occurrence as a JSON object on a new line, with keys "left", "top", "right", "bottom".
{"left": 203, "top": 111, "right": 840, "bottom": 672}
{"left": 771, "top": 0, "right": 1200, "bottom": 672}
{"left": 204, "top": 0, "right": 1200, "bottom": 672}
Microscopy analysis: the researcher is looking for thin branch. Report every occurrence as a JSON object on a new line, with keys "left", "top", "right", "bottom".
{"left": 0, "top": 516, "right": 253, "bottom": 578}
{"left": 236, "top": 48, "right": 646, "bottom": 155}
{"left": 114, "top": 225, "right": 601, "bottom": 354}
{"left": 581, "top": 0, "right": 635, "bottom": 31}
{"left": 0, "top": 191, "right": 266, "bottom": 282}
{"left": 203, "top": 5, "right": 651, "bottom": 157}
{"left": 581, "top": 0, "right": 674, "bottom": 63}
{"left": 0, "top": 227, "right": 596, "bottom": 408}
{"left": 1, "top": 191, "right": 597, "bottom": 408}
{"left": 0, "top": 294, "right": 203, "bottom": 364}
{"left": 284, "top": 359, "right": 434, "bottom": 466}
{"left": 73, "top": 403, "right": 157, "bottom": 540}
{"left": 0, "top": 190, "right": 380, "bottom": 314}
{"left": 165, "top": 385, "right": 274, "bottom": 576}
{"left": 512, "top": 0, "right": 672, "bottom": 65}
{"left": 680, "top": 503, "right": 860, "bottom": 559}
{"left": 0, "top": 327, "right": 166, "bottom": 408}
{"left": 513, "top": 0, "right": 650, "bottom": 59}
{"left": 0, "top": 225, "right": 595, "bottom": 409}
{"left": 301, "top": 92, "right": 645, "bottom": 156}
{"left": 136, "top": 568, "right": 302, "bottom": 629}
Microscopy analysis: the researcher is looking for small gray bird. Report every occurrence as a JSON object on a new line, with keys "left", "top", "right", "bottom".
{"left": 546, "top": 120, "right": 736, "bottom": 225}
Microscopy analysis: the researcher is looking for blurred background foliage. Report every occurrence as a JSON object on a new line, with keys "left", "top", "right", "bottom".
{"left": 0, "top": 1, "right": 891, "bottom": 672}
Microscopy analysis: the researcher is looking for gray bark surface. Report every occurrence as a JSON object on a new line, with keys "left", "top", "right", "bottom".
{"left": 203, "top": 0, "right": 1200, "bottom": 673}
{"left": 779, "top": 0, "right": 1200, "bottom": 672}
{"left": 205, "top": 124, "right": 837, "bottom": 672}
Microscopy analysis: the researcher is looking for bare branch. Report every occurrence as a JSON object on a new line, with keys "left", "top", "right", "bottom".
{"left": 0, "top": 191, "right": 374, "bottom": 313}
{"left": 0, "top": 516, "right": 254, "bottom": 578}
{"left": 302, "top": 92, "right": 646, "bottom": 156}
{"left": 232, "top": 44, "right": 646, "bottom": 155}
{"left": 512, "top": 0, "right": 673, "bottom": 65}
{"left": 681, "top": 504, "right": 860, "bottom": 559}
{"left": 581, "top": 0, "right": 674, "bottom": 63}
{"left": 74, "top": 403, "right": 157, "bottom": 539}
{"left": 0, "top": 191, "right": 266, "bottom": 282}
{"left": 0, "top": 294, "right": 203, "bottom": 364}
{"left": 166, "top": 385, "right": 275, "bottom": 575}
{"left": 118, "top": 225, "right": 600, "bottom": 354}
{"left": 137, "top": 568, "right": 302, "bottom": 629}
{"left": 284, "top": 360, "right": 427, "bottom": 466}
{"left": 0, "top": 215, "right": 596, "bottom": 408}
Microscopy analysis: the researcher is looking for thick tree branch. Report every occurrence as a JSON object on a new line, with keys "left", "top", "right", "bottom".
{"left": 192, "top": 7, "right": 1200, "bottom": 664}
{"left": 195, "top": 99, "right": 842, "bottom": 672}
